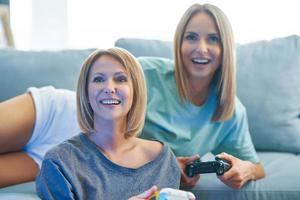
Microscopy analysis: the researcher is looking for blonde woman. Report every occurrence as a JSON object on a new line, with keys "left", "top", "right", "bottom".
{"left": 138, "top": 4, "right": 265, "bottom": 189}
{"left": 36, "top": 48, "right": 180, "bottom": 199}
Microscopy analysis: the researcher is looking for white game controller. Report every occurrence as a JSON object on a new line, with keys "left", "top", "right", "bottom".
{"left": 148, "top": 188, "right": 195, "bottom": 200}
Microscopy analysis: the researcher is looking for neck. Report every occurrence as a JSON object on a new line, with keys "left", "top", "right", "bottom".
{"left": 188, "top": 77, "right": 211, "bottom": 106}
{"left": 89, "top": 117, "right": 130, "bottom": 152}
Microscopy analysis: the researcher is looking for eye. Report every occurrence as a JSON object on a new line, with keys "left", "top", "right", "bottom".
{"left": 93, "top": 76, "right": 105, "bottom": 83}
{"left": 115, "top": 75, "right": 128, "bottom": 82}
{"left": 184, "top": 33, "right": 198, "bottom": 41}
{"left": 208, "top": 35, "right": 220, "bottom": 44}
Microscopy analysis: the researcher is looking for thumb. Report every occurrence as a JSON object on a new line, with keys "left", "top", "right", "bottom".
{"left": 189, "top": 154, "right": 200, "bottom": 161}
{"left": 178, "top": 154, "right": 200, "bottom": 164}
{"left": 216, "top": 152, "right": 233, "bottom": 163}
{"left": 135, "top": 185, "right": 158, "bottom": 198}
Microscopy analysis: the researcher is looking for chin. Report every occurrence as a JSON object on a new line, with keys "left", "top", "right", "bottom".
{"left": 97, "top": 113, "right": 125, "bottom": 121}
{"left": 190, "top": 70, "right": 213, "bottom": 80}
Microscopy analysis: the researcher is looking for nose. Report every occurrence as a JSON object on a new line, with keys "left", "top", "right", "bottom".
{"left": 104, "top": 88, "right": 116, "bottom": 94}
{"left": 103, "top": 80, "right": 117, "bottom": 94}
{"left": 196, "top": 39, "right": 208, "bottom": 54}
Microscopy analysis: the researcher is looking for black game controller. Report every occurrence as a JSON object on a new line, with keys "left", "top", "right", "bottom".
{"left": 185, "top": 156, "right": 231, "bottom": 177}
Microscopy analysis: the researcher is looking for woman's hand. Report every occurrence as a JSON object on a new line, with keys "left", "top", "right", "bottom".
{"left": 217, "top": 152, "right": 265, "bottom": 189}
{"left": 177, "top": 155, "right": 200, "bottom": 187}
{"left": 128, "top": 185, "right": 158, "bottom": 200}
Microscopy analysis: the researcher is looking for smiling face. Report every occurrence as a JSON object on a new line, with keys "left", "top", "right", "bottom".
{"left": 181, "top": 11, "right": 222, "bottom": 83}
{"left": 87, "top": 55, "right": 133, "bottom": 121}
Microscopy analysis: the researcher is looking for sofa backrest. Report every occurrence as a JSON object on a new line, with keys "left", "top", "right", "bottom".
{"left": 116, "top": 38, "right": 173, "bottom": 59}
{"left": 1, "top": 37, "right": 299, "bottom": 153}
{"left": 0, "top": 49, "right": 95, "bottom": 101}
{"left": 115, "top": 36, "right": 300, "bottom": 154}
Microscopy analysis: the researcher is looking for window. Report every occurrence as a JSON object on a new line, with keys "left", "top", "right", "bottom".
{"left": 10, "top": 0, "right": 300, "bottom": 50}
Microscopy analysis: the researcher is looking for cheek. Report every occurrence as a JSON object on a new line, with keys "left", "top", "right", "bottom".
{"left": 181, "top": 42, "right": 190, "bottom": 57}
{"left": 215, "top": 49, "right": 222, "bottom": 66}
{"left": 180, "top": 44, "right": 190, "bottom": 67}
{"left": 126, "top": 86, "right": 133, "bottom": 102}
{"left": 215, "top": 45, "right": 222, "bottom": 60}
{"left": 87, "top": 84, "right": 100, "bottom": 102}
{"left": 122, "top": 85, "right": 133, "bottom": 106}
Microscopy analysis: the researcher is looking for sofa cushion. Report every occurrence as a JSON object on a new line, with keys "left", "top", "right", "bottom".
{"left": 236, "top": 35, "right": 300, "bottom": 153}
{"left": 0, "top": 182, "right": 39, "bottom": 200}
{"left": 0, "top": 49, "right": 95, "bottom": 101}
{"left": 2, "top": 152, "right": 299, "bottom": 200}
{"left": 183, "top": 152, "right": 300, "bottom": 200}
{"left": 115, "top": 35, "right": 300, "bottom": 153}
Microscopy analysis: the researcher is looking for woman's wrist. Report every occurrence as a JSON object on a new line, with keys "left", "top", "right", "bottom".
{"left": 246, "top": 161, "right": 265, "bottom": 181}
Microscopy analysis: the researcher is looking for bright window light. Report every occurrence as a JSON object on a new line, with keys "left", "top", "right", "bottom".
{"left": 10, "top": 0, "right": 300, "bottom": 50}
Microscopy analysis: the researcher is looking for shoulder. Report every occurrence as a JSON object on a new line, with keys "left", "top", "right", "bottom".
{"left": 221, "top": 96, "right": 248, "bottom": 131}
{"left": 136, "top": 138, "right": 164, "bottom": 159}
{"left": 138, "top": 138, "right": 164, "bottom": 153}
{"left": 43, "top": 134, "right": 83, "bottom": 161}
{"left": 28, "top": 86, "right": 76, "bottom": 117}
{"left": 137, "top": 57, "right": 175, "bottom": 91}
{"left": 232, "top": 96, "right": 247, "bottom": 122}
{"left": 28, "top": 86, "right": 75, "bottom": 102}
{"left": 138, "top": 56, "right": 174, "bottom": 73}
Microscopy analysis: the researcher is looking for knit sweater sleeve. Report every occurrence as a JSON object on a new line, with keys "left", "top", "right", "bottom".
{"left": 36, "top": 159, "right": 75, "bottom": 200}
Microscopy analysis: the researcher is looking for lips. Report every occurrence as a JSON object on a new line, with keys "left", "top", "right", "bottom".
{"left": 192, "top": 58, "right": 211, "bottom": 64}
{"left": 99, "top": 99, "right": 121, "bottom": 105}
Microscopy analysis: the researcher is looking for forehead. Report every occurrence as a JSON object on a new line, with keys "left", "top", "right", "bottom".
{"left": 90, "top": 55, "right": 126, "bottom": 74}
{"left": 185, "top": 12, "right": 218, "bottom": 33}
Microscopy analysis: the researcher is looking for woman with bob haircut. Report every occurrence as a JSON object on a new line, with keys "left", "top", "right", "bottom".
{"left": 0, "top": 3, "right": 264, "bottom": 190}
{"left": 35, "top": 48, "right": 180, "bottom": 199}
{"left": 76, "top": 48, "right": 146, "bottom": 137}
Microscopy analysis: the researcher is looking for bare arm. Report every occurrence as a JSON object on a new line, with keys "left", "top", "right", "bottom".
{"left": 0, "top": 93, "right": 35, "bottom": 153}
{"left": 0, "top": 152, "right": 39, "bottom": 188}
{"left": 217, "top": 152, "right": 266, "bottom": 189}
{"left": 0, "top": 93, "right": 38, "bottom": 188}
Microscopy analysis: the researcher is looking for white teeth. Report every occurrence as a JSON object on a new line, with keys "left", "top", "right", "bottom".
{"left": 192, "top": 58, "right": 210, "bottom": 64}
{"left": 100, "top": 99, "right": 121, "bottom": 105}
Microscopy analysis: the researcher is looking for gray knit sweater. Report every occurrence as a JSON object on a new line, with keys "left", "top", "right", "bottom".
{"left": 36, "top": 133, "right": 180, "bottom": 200}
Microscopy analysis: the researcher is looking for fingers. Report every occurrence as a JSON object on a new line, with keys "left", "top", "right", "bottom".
{"left": 177, "top": 154, "right": 200, "bottom": 164}
{"left": 177, "top": 155, "right": 201, "bottom": 187}
{"left": 216, "top": 152, "right": 235, "bottom": 180}
{"left": 217, "top": 153, "right": 250, "bottom": 189}
{"left": 128, "top": 185, "right": 158, "bottom": 200}
{"left": 216, "top": 152, "right": 234, "bottom": 164}
{"left": 181, "top": 174, "right": 200, "bottom": 187}
{"left": 138, "top": 185, "right": 158, "bottom": 198}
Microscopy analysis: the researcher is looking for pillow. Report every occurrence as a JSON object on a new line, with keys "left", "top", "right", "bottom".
{"left": 115, "top": 35, "right": 300, "bottom": 153}
{"left": 236, "top": 35, "right": 300, "bottom": 153}
{"left": 0, "top": 49, "right": 95, "bottom": 101}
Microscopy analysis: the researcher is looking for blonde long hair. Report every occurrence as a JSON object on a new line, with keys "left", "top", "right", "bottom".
{"left": 174, "top": 3, "right": 236, "bottom": 121}
{"left": 76, "top": 48, "right": 147, "bottom": 137}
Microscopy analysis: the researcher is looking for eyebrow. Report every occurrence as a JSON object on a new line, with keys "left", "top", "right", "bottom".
{"left": 208, "top": 33, "right": 219, "bottom": 36}
{"left": 184, "top": 31, "right": 219, "bottom": 36}
{"left": 185, "top": 31, "right": 198, "bottom": 35}
{"left": 91, "top": 71, "right": 128, "bottom": 77}
{"left": 91, "top": 72, "right": 105, "bottom": 77}
{"left": 114, "top": 72, "right": 128, "bottom": 76}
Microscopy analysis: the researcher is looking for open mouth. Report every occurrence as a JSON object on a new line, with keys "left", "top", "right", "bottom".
{"left": 99, "top": 99, "right": 121, "bottom": 105}
{"left": 192, "top": 58, "right": 210, "bottom": 64}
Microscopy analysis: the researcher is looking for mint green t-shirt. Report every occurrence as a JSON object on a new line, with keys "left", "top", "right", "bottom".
{"left": 138, "top": 57, "right": 259, "bottom": 164}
